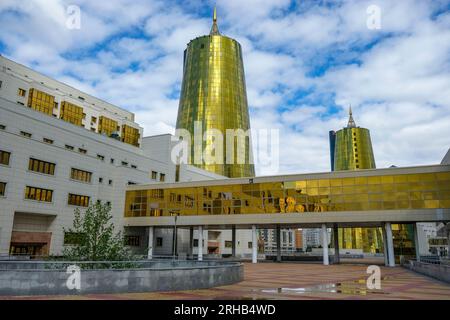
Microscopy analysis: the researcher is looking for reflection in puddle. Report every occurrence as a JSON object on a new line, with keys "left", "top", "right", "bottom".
{"left": 259, "top": 279, "right": 388, "bottom": 296}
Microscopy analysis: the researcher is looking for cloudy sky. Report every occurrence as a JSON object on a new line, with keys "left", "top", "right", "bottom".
{"left": 1, "top": 0, "right": 449, "bottom": 176}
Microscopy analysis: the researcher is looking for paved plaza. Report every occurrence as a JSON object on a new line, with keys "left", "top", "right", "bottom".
{"left": 1, "top": 263, "right": 449, "bottom": 300}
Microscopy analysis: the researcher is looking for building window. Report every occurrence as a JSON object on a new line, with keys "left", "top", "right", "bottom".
{"left": 125, "top": 235, "right": 140, "bottom": 247}
{"left": 0, "top": 182, "right": 6, "bottom": 196}
{"left": 0, "top": 124, "right": 5, "bottom": 130}
{"left": 54, "top": 102, "right": 58, "bottom": 109}
{"left": 108, "top": 179, "right": 113, "bottom": 186}
{"left": 27, "top": 88, "right": 55, "bottom": 116}
{"left": 0, "top": 150, "right": 11, "bottom": 165}
{"left": 64, "top": 232, "right": 84, "bottom": 245}
{"left": 60, "top": 101, "right": 84, "bottom": 126}
{"left": 151, "top": 171, "right": 157, "bottom": 180}
{"left": 28, "top": 158, "right": 56, "bottom": 175}
{"left": 248, "top": 242, "right": 253, "bottom": 249}
{"left": 193, "top": 239, "right": 199, "bottom": 247}
{"left": 78, "top": 148, "right": 87, "bottom": 154}
{"left": 128, "top": 181, "right": 137, "bottom": 185}
{"left": 225, "top": 241, "right": 232, "bottom": 248}
{"left": 68, "top": 193, "right": 90, "bottom": 207}
{"left": 98, "top": 116, "right": 118, "bottom": 137}
{"left": 0, "top": 80, "right": 2, "bottom": 89}
{"left": 99, "top": 177, "right": 103, "bottom": 183}
{"left": 20, "top": 131, "right": 32, "bottom": 138}
{"left": 91, "top": 116, "right": 97, "bottom": 124}
{"left": 43, "top": 138, "right": 54, "bottom": 144}
{"left": 110, "top": 158, "right": 115, "bottom": 164}
{"left": 97, "top": 154, "right": 105, "bottom": 161}
{"left": 65, "top": 144, "right": 74, "bottom": 151}
{"left": 156, "top": 237, "right": 163, "bottom": 247}
{"left": 25, "top": 186, "right": 53, "bottom": 202}
{"left": 160, "top": 173, "right": 166, "bottom": 182}
{"left": 121, "top": 161, "right": 128, "bottom": 166}
{"left": 18, "top": 88, "right": 26, "bottom": 97}
{"left": 70, "top": 168, "right": 92, "bottom": 183}
{"left": 131, "top": 165, "right": 137, "bottom": 169}
{"left": 121, "top": 124, "right": 140, "bottom": 147}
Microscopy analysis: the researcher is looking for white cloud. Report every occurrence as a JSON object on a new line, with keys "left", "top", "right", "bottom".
{"left": 1, "top": 0, "right": 449, "bottom": 176}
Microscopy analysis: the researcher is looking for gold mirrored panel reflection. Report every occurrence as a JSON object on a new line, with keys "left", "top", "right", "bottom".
{"left": 176, "top": 35, "right": 254, "bottom": 178}
{"left": 124, "top": 171, "right": 450, "bottom": 217}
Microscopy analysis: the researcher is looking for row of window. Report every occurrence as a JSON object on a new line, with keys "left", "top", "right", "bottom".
{"left": 24, "top": 185, "right": 91, "bottom": 206}
{"left": 151, "top": 170, "right": 166, "bottom": 182}
{"left": 17, "top": 87, "right": 140, "bottom": 147}
{"left": 1, "top": 127, "right": 168, "bottom": 181}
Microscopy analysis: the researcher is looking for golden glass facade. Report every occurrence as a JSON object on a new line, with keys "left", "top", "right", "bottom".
{"left": 68, "top": 193, "right": 90, "bottom": 207}
{"left": 98, "top": 116, "right": 118, "bottom": 136}
{"left": 0, "top": 182, "right": 6, "bottom": 196}
{"left": 334, "top": 127, "right": 376, "bottom": 171}
{"left": 60, "top": 101, "right": 84, "bottom": 126}
{"left": 25, "top": 186, "right": 53, "bottom": 202}
{"left": 0, "top": 150, "right": 11, "bottom": 165}
{"left": 125, "top": 171, "right": 450, "bottom": 217}
{"left": 28, "top": 158, "right": 56, "bottom": 175}
{"left": 70, "top": 168, "right": 92, "bottom": 183}
{"left": 338, "top": 227, "right": 383, "bottom": 253}
{"left": 175, "top": 14, "right": 254, "bottom": 178}
{"left": 27, "top": 88, "right": 55, "bottom": 116}
{"left": 121, "top": 124, "right": 140, "bottom": 147}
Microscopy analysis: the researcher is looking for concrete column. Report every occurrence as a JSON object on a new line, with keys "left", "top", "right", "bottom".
{"left": 322, "top": 224, "right": 329, "bottom": 266}
{"left": 276, "top": 225, "right": 281, "bottom": 262}
{"left": 413, "top": 223, "right": 420, "bottom": 262}
{"left": 385, "top": 222, "right": 395, "bottom": 267}
{"left": 333, "top": 224, "right": 340, "bottom": 264}
{"left": 189, "top": 226, "right": 194, "bottom": 259}
{"left": 382, "top": 225, "right": 388, "bottom": 266}
{"left": 198, "top": 226, "right": 203, "bottom": 261}
{"left": 147, "top": 226, "right": 154, "bottom": 259}
{"left": 446, "top": 223, "right": 450, "bottom": 258}
{"left": 231, "top": 225, "right": 236, "bottom": 257}
{"left": 252, "top": 225, "right": 257, "bottom": 263}
{"left": 172, "top": 226, "right": 177, "bottom": 257}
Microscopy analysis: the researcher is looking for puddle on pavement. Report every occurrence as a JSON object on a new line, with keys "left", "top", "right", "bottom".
{"left": 258, "top": 279, "right": 389, "bottom": 296}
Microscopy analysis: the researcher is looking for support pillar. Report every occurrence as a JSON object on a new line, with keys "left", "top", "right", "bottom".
{"left": 172, "top": 226, "right": 177, "bottom": 257}
{"left": 322, "top": 224, "right": 329, "bottom": 266}
{"left": 276, "top": 225, "right": 281, "bottom": 262}
{"left": 382, "top": 225, "right": 388, "bottom": 266}
{"left": 333, "top": 224, "right": 340, "bottom": 264}
{"left": 189, "top": 226, "right": 194, "bottom": 259}
{"left": 385, "top": 222, "right": 395, "bottom": 267}
{"left": 147, "top": 226, "right": 154, "bottom": 259}
{"left": 231, "top": 225, "right": 236, "bottom": 258}
{"left": 252, "top": 225, "right": 257, "bottom": 264}
{"left": 413, "top": 223, "right": 420, "bottom": 262}
{"left": 198, "top": 226, "right": 203, "bottom": 261}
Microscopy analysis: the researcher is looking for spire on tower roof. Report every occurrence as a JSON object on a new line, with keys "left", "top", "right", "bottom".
{"left": 347, "top": 105, "right": 356, "bottom": 128}
{"left": 210, "top": 5, "right": 220, "bottom": 35}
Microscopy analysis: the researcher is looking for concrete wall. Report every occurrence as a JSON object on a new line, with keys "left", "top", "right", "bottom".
{"left": 0, "top": 261, "right": 243, "bottom": 296}
{"left": 406, "top": 260, "right": 450, "bottom": 284}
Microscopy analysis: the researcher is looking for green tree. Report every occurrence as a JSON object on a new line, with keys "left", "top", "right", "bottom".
{"left": 62, "top": 201, "right": 131, "bottom": 262}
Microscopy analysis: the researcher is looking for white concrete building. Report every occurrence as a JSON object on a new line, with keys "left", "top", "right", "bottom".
{"left": 259, "top": 229, "right": 296, "bottom": 254}
{"left": 0, "top": 55, "right": 239, "bottom": 258}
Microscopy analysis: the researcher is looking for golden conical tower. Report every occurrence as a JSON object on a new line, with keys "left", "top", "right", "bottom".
{"left": 176, "top": 7, "right": 255, "bottom": 178}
